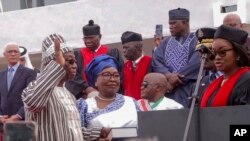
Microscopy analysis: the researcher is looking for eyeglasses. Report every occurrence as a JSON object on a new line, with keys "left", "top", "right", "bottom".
{"left": 210, "top": 48, "right": 233, "bottom": 60}
{"left": 141, "top": 81, "right": 157, "bottom": 88}
{"left": 98, "top": 72, "right": 120, "bottom": 80}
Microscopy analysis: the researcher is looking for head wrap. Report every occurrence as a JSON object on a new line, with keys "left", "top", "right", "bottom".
{"left": 121, "top": 31, "right": 142, "bottom": 44}
{"left": 214, "top": 25, "right": 248, "bottom": 45}
{"left": 85, "top": 55, "right": 119, "bottom": 87}
{"left": 169, "top": 8, "right": 190, "bottom": 21}
{"left": 82, "top": 20, "right": 101, "bottom": 36}
{"left": 19, "top": 46, "right": 27, "bottom": 56}
{"left": 41, "top": 33, "right": 70, "bottom": 70}
{"left": 195, "top": 27, "right": 216, "bottom": 49}
{"left": 155, "top": 24, "right": 163, "bottom": 37}
{"left": 19, "top": 46, "right": 34, "bottom": 69}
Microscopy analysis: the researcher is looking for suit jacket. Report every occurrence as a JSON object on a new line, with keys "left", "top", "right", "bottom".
{"left": 198, "top": 75, "right": 210, "bottom": 99}
{"left": 188, "top": 75, "right": 210, "bottom": 108}
{"left": 0, "top": 65, "right": 36, "bottom": 119}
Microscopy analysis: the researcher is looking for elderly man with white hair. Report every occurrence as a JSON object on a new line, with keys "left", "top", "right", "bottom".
{"left": 0, "top": 42, "right": 36, "bottom": 141}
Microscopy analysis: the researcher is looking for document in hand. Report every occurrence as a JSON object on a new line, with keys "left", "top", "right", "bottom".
{"left": 109, "top": 127, "right": 138, "bottom": 139}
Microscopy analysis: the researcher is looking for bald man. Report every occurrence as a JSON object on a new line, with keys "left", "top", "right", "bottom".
{"left": 138, "top": 73, "right": 183, "bottom": 111}
{"left": 223, "top": 13, "right": 243, "bottom": 29}
{"left": 0, "top": 43, "right": 36, "bottom": 140}
{"left": 223, "top": 13, "right": 250, "bottom": 50}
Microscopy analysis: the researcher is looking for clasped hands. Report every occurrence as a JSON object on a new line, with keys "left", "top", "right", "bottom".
{"left": 165, "top": 73, "right": 184, "bottom": 93}
{"left": 0, "top": 114, "right": 21, "bottom": 124}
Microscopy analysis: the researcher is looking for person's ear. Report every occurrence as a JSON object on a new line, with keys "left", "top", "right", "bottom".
{"left": 155, "top": 84, "right": 161, "bottom": 90}
{"left": 240, "top": 23, "right": 243, "bottom": 29}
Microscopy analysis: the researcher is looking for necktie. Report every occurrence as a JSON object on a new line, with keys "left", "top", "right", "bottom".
{"left": 7, "top": 67, "right": 14, "bottom": 90}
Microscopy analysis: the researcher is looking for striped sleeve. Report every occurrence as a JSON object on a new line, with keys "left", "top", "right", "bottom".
{"left": 22, "top": 61, "right": 66, "bottom": 112}
{"left": 82, "top": 127, "right": 101, "bottom": 141}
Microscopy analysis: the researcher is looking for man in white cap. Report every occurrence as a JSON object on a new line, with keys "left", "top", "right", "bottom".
{"left": 22, "top": 34, "right": 105, "bottom": 141}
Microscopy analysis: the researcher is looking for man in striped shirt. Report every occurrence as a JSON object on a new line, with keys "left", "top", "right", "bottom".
{"left": 22, "top": 34, "right": 102, "bottom": 141}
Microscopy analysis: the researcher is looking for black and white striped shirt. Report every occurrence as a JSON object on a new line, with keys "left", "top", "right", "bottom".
{"left": 22, "top": 61, "right": 100, "bottom": 141}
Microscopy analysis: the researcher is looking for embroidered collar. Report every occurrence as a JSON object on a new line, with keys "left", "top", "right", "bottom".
{"left": 94, "top": 45, "right": 102, "bottom": 52}
{"left": 86, "top": 94, "right": 125, "bottom": 123}
{"left": 149, "top": 97, "right": 164, "bottom": 109}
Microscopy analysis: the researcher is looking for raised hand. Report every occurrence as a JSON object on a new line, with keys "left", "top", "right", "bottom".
{"left": 54, "top": 37, "right": 65, "bottom": 66}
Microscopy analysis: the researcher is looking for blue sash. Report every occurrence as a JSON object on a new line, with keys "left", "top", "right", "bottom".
{"left": 165, "top": 33, "right": 195, "bottom": 73}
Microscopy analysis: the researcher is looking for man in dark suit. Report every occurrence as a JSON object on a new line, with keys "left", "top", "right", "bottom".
{"left": 0, "top": 42, "right": 36, "bottom": 140}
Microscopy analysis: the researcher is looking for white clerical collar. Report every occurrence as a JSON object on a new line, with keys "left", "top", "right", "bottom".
{"left": 94, "top": 45, "right": 102, "bottom": 52}
{"left": 133, "top": 54, "right": 144, "bottom": 65}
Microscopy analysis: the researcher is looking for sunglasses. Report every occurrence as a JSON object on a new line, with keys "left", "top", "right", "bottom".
{"left": 209, "top": 48, "right": 233, "bottom": 60}
{"left": 141, "top": 81, "right": 157, "bottom": 88}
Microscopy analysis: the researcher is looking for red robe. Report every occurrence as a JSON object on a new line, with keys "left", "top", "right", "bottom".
{"left": 123, "top": 56, "right": 152, "bottom": 100}
{"left": 80, "top": 45, "right": 109, "bottom": 80}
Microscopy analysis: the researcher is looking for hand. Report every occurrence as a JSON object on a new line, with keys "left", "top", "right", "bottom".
{"left": 54, "top": 37, "right": 65, "bottom": 66}
{"left": 165, "top": 73, "right": 183, "bottom": 86}
{"left": 85, "top": 87, "right": 97, "bottom": 94}
{"left": 166, "top": 82, "right": 175, "bottom": 93}
{"left": 83, "top": 87, "right": 98, "bottom": 98}
{"left": 0, "top": 115, "right": 9, "bottom": 124}
{"left": 100, "top": 127, "right": 111, "bottom": 138}
{"left": 5, "top": 114, "right": 21, "bottom": 123}
{"left": 177, "top": 74, "right": 185, "bottom": 80}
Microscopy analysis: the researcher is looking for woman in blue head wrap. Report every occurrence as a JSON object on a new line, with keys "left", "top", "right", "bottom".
{"left": 77, "top": 55, "right": 139, "bottom": 136}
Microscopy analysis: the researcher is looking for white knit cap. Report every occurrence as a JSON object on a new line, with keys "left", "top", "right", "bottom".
{"left": 41, "top": 33, "right": 70, "bottom": 69}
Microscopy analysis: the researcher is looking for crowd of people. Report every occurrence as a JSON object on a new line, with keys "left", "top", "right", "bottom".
{"left": 0, "top": 7, "right": 250, "bottom": 141}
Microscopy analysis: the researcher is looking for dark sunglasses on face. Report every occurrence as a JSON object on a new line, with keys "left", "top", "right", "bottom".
{"left": 209, "top": 48, "right": 233, "bottom": 60}
{"left": 98, "top": 72, "right": 120, "bottom": 80}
